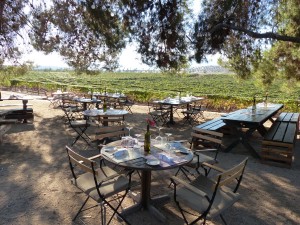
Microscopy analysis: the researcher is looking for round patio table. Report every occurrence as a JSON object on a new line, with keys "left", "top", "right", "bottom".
{"left": 74, "top": 98, "right": 102, "bottom": 110}
{"left": 83, "top": 109, "right": 128, "bottom": 126}
{"left": 101, "top": 140, "right": 193, "bottom": 222}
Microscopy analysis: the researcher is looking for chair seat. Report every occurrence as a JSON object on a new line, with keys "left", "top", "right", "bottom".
{"left": 70, "top": 120, "right": 88, "bottom": 127}
{"left": 188, "top": 153, "right": 216, "bottom": 168}
{"left": 149, "top": 110, "right": 167, "bottom": 116}
{"left": 181, "top": 109, "right": 199, "bottom": 115}
{"left": 71, "top": 166, "right": 129, "bottom": 201}
{"left": 176, "top": 174, "right": 240, "bottom": 219}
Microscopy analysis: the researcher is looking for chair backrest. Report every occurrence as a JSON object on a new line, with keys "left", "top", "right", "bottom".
{"left": 147, "top": 101, "right": 158, "bottom": 112}
{"left": 191, "top": 127, "right": 224, "bottom": 149}
{"left": 66, "top": 145, "right": 97, "bottom": 179}
{"left": 98, "top": 114, "right": 125, "bottom": 126}
{"left": 95, "top": 125, "right": 126, "bottom": 143}
{"left": 216, "top": 157, "right": 248, "bottom": 193}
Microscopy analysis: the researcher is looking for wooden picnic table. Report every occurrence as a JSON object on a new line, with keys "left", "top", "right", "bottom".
{"left": 221, "top": 103, "right": 284, "bottom": 158}
{"left": 0, "top": 98, "right": 33, "bottom": 123}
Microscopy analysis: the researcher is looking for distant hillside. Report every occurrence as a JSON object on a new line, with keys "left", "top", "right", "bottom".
{"left": 32, "top": 65, "right": 230, "bottom": 74}
{"left": 34, "top": 66, "right": 70, "bottom": 71}
{"left": 189, "top": 66, "right": 231, "bottom": 74}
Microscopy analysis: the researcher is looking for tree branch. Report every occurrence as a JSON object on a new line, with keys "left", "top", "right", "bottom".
{"left": 211, "top": 23, "right": 300, "bottom": 43}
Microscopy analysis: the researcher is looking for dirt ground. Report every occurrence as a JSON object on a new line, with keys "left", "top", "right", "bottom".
{"left": 1, "top": 91, "right": 300, "bottom": 225}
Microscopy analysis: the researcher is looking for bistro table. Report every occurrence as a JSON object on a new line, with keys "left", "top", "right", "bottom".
{"left": 74, "top": 98, "right": 102, "bottom": 110}
{"left": 94, "top": 93, "right": 127, "bottom": 108}
{"left": 155, "top": 96, "right": 203, "bottom": 124}
{"left": 83, "top": 108, "right": 128, "bottom": 126}
{"left": 101, "top": 139, "right": 193, "bottom": 222}
{"left": 222, "top": 103, "right": 284, "bottom": 158}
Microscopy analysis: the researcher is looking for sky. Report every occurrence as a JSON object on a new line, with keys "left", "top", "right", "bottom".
{"left": 21, "top": 43, "right": 219, "bottom": 70}
{"left": 20, "top": 0, "right": 220, "bottom": 69}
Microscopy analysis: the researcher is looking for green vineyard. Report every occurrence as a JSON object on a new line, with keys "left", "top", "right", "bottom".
{"left": 6, "top": 70, "right": 300, "bottom": 112}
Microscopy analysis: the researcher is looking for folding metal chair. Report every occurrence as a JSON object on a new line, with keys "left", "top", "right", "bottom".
{"left": 64, "top": 107, "right": 91, "bottom": 146}
{"left": 118, "top": 98, "right": 134, "bottom": 114}
{"left": 95, "top": 124, "right": 127, "bottom": 147}
{"left": 170, "top": 158, "right": 248, "bottom": 225}
{"left": 147, "top": 101, "right": 170, "bottom": 126}
{"left": 66, "top": 146, "right": 134, "bottom": 225}
{"left": 181, "top": 104, "right": 205, "bottom": 125}
{"left": 173, "top": 128, "right": 223, "bottom": 181}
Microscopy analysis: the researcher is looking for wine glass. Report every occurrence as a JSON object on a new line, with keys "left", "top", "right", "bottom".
{"left": 135, "top": 133, "right": 142, "bottom": 144}
{"left": 127, "top": 126, "right": 133, "bottom": 137}
{"left": 157, "top": 126, "right": 163, "bottom": 136}
{"left": 125, "top": 123, "right": 133, "bottom": 137}
{"left": 165, "top": 133, "right": 172, "bottom": 142}
{"left": 155, "top": 126, "right": 163, "bottom": 144}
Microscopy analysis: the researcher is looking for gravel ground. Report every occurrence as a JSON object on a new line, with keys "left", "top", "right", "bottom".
{"left": 1, "top": 90, "right": 300, "bottom": 225}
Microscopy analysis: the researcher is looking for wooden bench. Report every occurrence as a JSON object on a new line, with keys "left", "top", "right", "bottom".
{"left": 194, "top": 117, "right": 226, "bottom": 132}
{"left": 194, "top": 116, "right": 232, "bottom": 135}
{"left": 4, "top": 108, "right": 34, "bottom": 123}
{"left": 0, "top": 118, "right": 18, "bottom": 143}
{"left": 0, "top": 104, "right": 33, "bottom": 107}
{"left": 276, "top": 112, "right": 300, "bottom": 135}
{"left": 261, "top": 112, "right": 299, "bottom": 167}
{"left": 276, "top": 112, "right": 299, "bottom": 123}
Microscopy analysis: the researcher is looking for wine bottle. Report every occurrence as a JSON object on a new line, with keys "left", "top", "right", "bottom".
{"left": 103, "top": 99, "right": 107, "bottom": 112}
{"left": 252, "top": 96, "right": 256, "bottom": 111}
{"left": 144, "top": 124, "right": 151, "bottom": 153}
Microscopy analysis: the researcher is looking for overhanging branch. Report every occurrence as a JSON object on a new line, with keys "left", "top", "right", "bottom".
{"left": 211, "top": 23, "right": 300, "bottom": 43}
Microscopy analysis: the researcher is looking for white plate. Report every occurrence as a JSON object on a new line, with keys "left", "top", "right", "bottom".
{"left": 104, "top": 146, "right": 116, "bottom": 152}
{"left": 146, "top": 159, "right": 160, "bottom": 166}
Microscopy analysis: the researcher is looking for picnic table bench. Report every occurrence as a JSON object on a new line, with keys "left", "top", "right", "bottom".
{"left": 192, "top": 117, "right": 228, "bottom": 149}
{"left": 0, "top": 98, "right": 34, "bottom": 123}
{"left": 4, "top": 108, "right": 34, "bottom": 122}
{"left": 194, "top": 117, "right": 226, "bottom": 133}
{"left": 261, "top": 112, "right": 299, "bottom": 167}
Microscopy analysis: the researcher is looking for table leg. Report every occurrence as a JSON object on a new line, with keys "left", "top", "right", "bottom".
{"left": 257, "top": 125, "right": 268, "bottom": 136}
{"left": 168, "top": 105, "right": 175, "bottom": 124}
{"left": 121, "top": 170, "right": 168, "bottom": 222}
{"left": 223, "top": 126, "right": 261, "bottom": 158}
{"left": 22, "top": 100, "right": 28, "bottom": 123}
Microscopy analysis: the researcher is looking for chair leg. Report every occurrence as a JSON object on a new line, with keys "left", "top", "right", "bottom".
{"left": 73, "top": 196, "right": 90, "bottom": 221}
{"left": 71, "top": 126, "right": 91, "bottom": 146}
{"left": 220, "top": 214, "right": 228, "bottom": 225}
{"left": 101, "top": 202, "right": 106, "bottom": 225}
{"left": 104, "top": 190, "right": 131, "bottom": 225}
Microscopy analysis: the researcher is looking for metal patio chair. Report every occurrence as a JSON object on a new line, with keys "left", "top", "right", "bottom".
{"left": 147, "top": 101, "right": 170, "bottom": 126}
{"left": 173, "top": 128, "right": 224, "bottom": 181}
{"left": 118, "top": 98, "right": 135, "bottom": 114}
{"left": 64, "top": 107, "right": 91, "bottom": 146}
{"left": 66, "top": 146, "right": 134, "bottom": 225}
{"left": 170, "top": 158, "right": 248, "bottom": 225}
{"left": 181, "top": 104, "right": 206, "bottom": 125}
{"left": 95, "top": 124, "right": 127, "bottom": 147}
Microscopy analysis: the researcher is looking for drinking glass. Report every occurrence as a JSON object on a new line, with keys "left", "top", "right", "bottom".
{"left": 124, "top": 122, "right": 133, "bottom": 137}
{"left": 165, "top": 133, "right": 172, "bottom": 142}
{"left": 155, "top": 126, "right": 163, "bottom": 144}
{"left": 127, "top": 126, "right": 133, "bottom": 137}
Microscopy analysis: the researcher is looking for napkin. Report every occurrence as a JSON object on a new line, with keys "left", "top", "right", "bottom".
{"left": 114, "top": 148, "right": 127, "bottom": 157}
{"left": 158, "top": 153, "right": 174, "bottom": 163}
